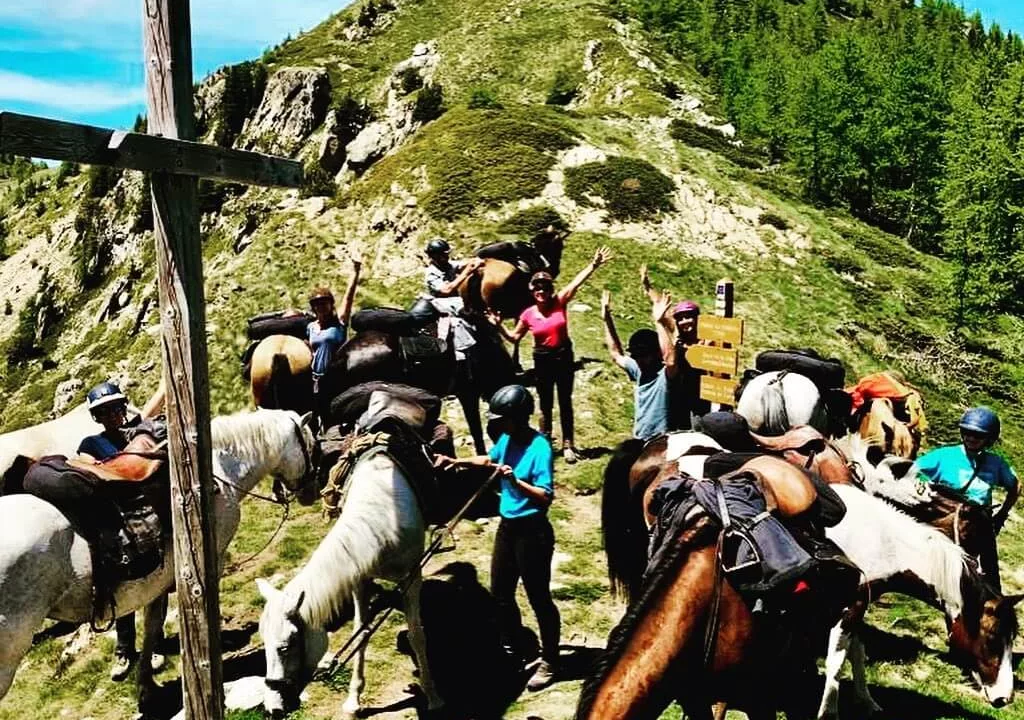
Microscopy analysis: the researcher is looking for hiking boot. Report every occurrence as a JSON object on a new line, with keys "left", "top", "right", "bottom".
{"left": 110, "top": 650, "right": 136, "bottom": 681}
{"left": 562, "top": 446, "right": 578, "bottom": 464}
{"left": 526, "top": 659, "right": 555, "bottom": 691}
{"left": 150, "top": 652, "right": 166, "bottom": 673}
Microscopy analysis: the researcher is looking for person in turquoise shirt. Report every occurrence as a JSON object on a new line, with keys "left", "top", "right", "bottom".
{"left": 434, "top": 384, "right": 560, "bottom": 691}
{"left": 917, "top": 406, "right": 1019, "bottom": 589}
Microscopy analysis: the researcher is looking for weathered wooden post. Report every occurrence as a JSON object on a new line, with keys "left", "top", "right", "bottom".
{"left": 0, "top": 3, "right": 303, "bottom": 716}
{"left": 144, "top": 1, "right": 222, "bottom": 717}
{"left": 691, "top": 279, "right": 743, "bottom": 410}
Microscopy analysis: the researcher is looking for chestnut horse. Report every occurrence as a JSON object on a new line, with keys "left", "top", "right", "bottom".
{"left": 461, "top": 229, "right": 566, "bottom": 319}
{"left": 249, "top": 334, "right": 313, "bottom": 412}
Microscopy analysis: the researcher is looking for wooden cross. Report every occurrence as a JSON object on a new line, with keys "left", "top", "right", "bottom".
{"left": 0, "top": 2, "right": 302, "bottom": 718}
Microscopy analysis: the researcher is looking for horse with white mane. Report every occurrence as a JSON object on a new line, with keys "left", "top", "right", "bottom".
{"left": 0, "top": 407, "right": 318, "bottom": 716}
{"left": 819, "top": 483, "right": 1020, "bottom": 718}
{"left": 736, "top": 370, "right": 829, "bottom": 436}
{"left": 258, "top": 446, "right": 450, "bottom": 718}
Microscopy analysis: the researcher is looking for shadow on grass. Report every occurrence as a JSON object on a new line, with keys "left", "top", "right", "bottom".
{"left": 858, "top": 622, "right": 937, "bottom": 664}
{"left": 837, "top": 680, "right": 997, "bottom": 720}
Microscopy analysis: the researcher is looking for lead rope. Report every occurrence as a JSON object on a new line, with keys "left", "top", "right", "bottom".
{"left": 703, "top": 479, "right": 730, "bottom": 669}
{"left": 316, "top": 466, "right": 503, "bottom": 679}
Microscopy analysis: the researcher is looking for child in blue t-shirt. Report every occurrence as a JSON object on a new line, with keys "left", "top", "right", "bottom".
{"left": 434, "top": 384, "right": 560, "bottom": 692}
{"left": 916, "top": 406, "right": 1018, "bottom": 590}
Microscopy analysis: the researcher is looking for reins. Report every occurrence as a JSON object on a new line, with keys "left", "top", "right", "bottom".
{"left": 316, "top": 466, "right": 503, "bottom": 679}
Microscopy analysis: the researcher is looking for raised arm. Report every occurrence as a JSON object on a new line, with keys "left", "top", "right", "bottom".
{"left": 436, "top": 258, "right": 485, "bottom": 297}
{"left": 338, "top": 253, "right": 363, "bottom": 326}
{"left": 652, "top": 291, "right": 678, "bottom": 379}
{"left": 640, "top": 264, "right": 662, "bottom": 304}
{"left": 558, "top": 246, "right": 613, "bottom": 305}
{"left": 141, "top": 379, "right": 166, "bottom": 419}
{"left": 601, "top": 290, "right": 628, "bottom": 368}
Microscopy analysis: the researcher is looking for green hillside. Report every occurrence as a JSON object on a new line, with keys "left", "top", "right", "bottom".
{"left": 2, "top": 0, "right": 1024, "bottom": 718}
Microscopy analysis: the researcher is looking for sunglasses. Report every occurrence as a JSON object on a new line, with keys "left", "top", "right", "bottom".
{"left": 531, "top": 283, "right": 554, "bottom": 292}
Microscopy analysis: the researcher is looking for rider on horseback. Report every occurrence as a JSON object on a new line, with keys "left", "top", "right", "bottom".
{"left": 424, "top": 237, "right": 484, "bottom": 313}
{"left": 77, "top": 380, "right": 167, "bottom": 680}
{"left": 916, "top": 407, "right": 1019, "bottom": 589}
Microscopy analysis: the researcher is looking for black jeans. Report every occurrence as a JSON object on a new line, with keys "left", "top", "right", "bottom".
{"left": 116, "top": 614, "right": 136, "bottom": 655}
{"left": 491, "top": 513, "right": 561, "bottom": 662}
{"left": 533, "top": 344, "right": 575, "bottom": 443}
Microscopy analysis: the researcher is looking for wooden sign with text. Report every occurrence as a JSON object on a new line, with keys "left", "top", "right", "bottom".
{"left": 685, "top": 344, "right": 739, "bottom": 375}
{"left": 700, "top": 375, "right": 739, "bottom": 405}
{"left": 696, "top": 315, "right": 744, "bottom": 345}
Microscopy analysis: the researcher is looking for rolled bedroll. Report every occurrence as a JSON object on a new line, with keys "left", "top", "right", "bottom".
{"left": 246, "top": 312, "right": 314, "bottom": 341}
{"left": 351, "top": 307, "right": 426, "bottom": 336}
{"left": 755, "top": 349, "right": 845, "bottom": 390}
{"left": 329, "top": 381, "right": 443, "bottom": 428}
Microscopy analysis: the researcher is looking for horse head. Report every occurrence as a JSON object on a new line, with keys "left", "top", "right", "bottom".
{"left": 532, "top": 227, "right": 566, "bottom": 278}
{"left": 840, "top": 433, "right": 932, "bottom": 508}
{"left": 948, "top": 569, "right": 1022, "bottom": 708}
{"left": 257, "top": 579, "right": 328, "bottom": 718}
{"left": 272, "top": 410, "right": 319, "bottom": 506}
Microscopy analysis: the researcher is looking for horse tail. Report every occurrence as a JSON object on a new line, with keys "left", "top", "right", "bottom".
{"left": 760, "top": 372, "right": 790, "bottom": 435}
{"left": 267, "top": 353, "right": 292, "bottom": 410}
{"left": 602, "top": 438, "right": 648, "bottom": 602}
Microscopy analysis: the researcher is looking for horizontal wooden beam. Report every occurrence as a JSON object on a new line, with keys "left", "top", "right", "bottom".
{"left": 0, "top": 111, "right": 303, "bottom": 189}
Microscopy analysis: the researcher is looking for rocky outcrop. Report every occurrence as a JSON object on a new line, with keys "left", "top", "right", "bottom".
{"left": 52, "top": 378, "right": 83, "bottom": 417}
{"left": 343, "top": 42, "right": 441, "bottom": 174}
{"left": 236, "top": 67, "right": 331, "bottom": 156}
{"left": 194, "top": 68, "right": 228, "bottom": 141}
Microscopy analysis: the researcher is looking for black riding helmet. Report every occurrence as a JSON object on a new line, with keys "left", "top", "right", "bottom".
{"left": 627, "top": 328, "right": 659, "bottom": 356}
{"left": 487, "top": 384, "right": 535, "bottom": 423}
{"left": 426, "top": 238, "right": 451, "bottom": 257}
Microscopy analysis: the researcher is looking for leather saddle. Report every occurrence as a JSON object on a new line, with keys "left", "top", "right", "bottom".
{"left": 736, "top": 455, "right": 818, "bottom": 519}
{"left": 750, "top": 425, "right": 852, "bottom": 485}
{"left": 68, "top": 432, "right": 166, "bottom": 482}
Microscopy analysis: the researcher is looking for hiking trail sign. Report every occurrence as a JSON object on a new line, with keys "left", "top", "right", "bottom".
{"left": 694, "top": 279, "right": 744, "bottom": 407}
{"left": 0, "top": 2, "right": 302, "bottom": 717}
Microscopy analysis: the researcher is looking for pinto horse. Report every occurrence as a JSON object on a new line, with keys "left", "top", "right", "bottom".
{"left": 736, "top": 371, "right": 830, "bottom": 437}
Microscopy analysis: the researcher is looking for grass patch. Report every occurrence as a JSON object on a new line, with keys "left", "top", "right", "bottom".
{"left": 564, "top": 156, "right": 675, "bottom": 221}
{"left": 552, "top": 580, "right": 605, "bottom": 603}
{"left": 351, "top": 105, "right": 574, "bottom": 219}
{"left": 669, "top": 118, "right": 764, "bottom": 169}
{"left": 495, "top": 205, "right": 568, "bottom": 236}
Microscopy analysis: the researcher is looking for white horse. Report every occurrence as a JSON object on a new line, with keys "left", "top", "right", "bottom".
{"left": 0, "top": 408, "right": 318, "bottom": 714}
{"left": 834, "top": 431, "right": 932, "bottom": 509}
{"left": 258, "top": 450, "right": 442, "bottom": 719}
{"left": 820, "top": 484, "right": 1020, "bottom": 718}
{"left": 736, "top": 371, "right": 829, "bottom": 436}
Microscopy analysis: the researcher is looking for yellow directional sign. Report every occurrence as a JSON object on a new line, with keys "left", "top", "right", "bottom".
{"left": 697, "top": 315, "right": 744, "bottom": 345}
{"left": 700, "top": 375, "right": 739, "bottom": 405}
{"left": 685, "top": 344, "right": 739, "bottom": 375}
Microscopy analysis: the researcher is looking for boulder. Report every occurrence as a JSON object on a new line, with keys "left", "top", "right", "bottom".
{"left": 346, "top": 121, "right": 395, "bottom": 172}
{"left": 194, "top": 68, "right": 228, "bottom": 139}
{"left": 236, "top": 67, "right": 331, "bottom": 156}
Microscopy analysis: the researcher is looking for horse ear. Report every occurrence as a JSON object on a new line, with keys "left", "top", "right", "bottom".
{"left": 286, "top": 591, "right": 305, "bottom": 619}
{"left": 865, "top": 444, "right": 885, "bottom": 467}
{"left": 890, "top": 460, "right": 913, "bottom": 479}
{"left": 299, "top": 411, "right": 314, "bottom": 428}
{"left": 1003, "top": 593, "right": 1024, "bottom": 607}
{"left": 256, "top": 577, "right": 280, "bottom": 601}
{"left": 881, "top": 422, "right": 895, "bottom": 450}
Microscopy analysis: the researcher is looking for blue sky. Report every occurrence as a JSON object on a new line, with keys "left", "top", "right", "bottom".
{"left": 0, "top": 1, "right": 349, "bottom": 131}
{"left": 0, "top": 1, "right": 1021, "bottom": 135}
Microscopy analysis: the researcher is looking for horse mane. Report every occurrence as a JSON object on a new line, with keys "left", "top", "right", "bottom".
{"left": 760, "top": 373, "right": 791, "bottom": 434}
{"left": 210, "top": 408, "right": 290, "bottom": 465}
{"left": 602, "top": 438, "right": 655, "bottom": 600}
{"left": 291, "top": 452, "right": 415, "bottom": 629}
{"left": 576, "top": 518, "right": 718, "bottom": 720}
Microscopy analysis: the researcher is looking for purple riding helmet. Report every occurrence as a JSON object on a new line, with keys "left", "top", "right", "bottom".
{"left": 672, "top": 300, "right": 700, "bottom": 317}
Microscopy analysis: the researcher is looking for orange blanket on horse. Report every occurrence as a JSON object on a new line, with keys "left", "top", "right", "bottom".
{"left": 847, "top": 371, "right": 927, "bottom": 433}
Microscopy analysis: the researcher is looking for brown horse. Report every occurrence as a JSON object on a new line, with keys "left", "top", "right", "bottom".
{"left": 858, "top": 397, "right": 918, "bottom": 458}
{"left": 461, "top": 229, "right": 566, "bottom": 319}
{"left": 249, "top": 335, "right": 313, "bottom": 412}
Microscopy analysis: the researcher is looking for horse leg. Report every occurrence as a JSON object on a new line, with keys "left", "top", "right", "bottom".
{"left": 136, "top": 593, "right": 169, "bottom": 716}
{"left": 849, "top": 632, "right": 881, "bottom": 715}
{"left": 341, "top": 584, "right": 370, "bottom": 716}
{"left": 403, "top": 573, "right": 443, "bottom": 713}
{"left": 457, "top": 389, "right": 486, "bottom": 456}
{"left": 816, "top": 621, "right": 852, "bottom": 720}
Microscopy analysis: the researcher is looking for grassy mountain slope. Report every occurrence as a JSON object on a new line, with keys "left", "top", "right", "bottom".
{"left": 2, "top": 0, "right": 1024, "bottom": 718}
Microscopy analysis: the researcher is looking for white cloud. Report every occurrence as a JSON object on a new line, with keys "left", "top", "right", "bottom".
{"left": 0, "top": 70, "right": 144, "bottom": 112}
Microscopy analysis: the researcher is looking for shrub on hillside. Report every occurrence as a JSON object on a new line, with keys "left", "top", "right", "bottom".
{"left": 398, "top": 67, "right": 424, "bottom": 95}
{"left": 73, "top": 199, "right": 113, "bottom": 289}
{"left": 6, "top": 272, "right": 54, "bottom": 365}
{"left": 565, "top": 157, "right": 675, "bottom": 221}
{"left": 214, "top": 61, "right": 269, "bottom": 148}
{"left": 55, "top": 161, "right": 80, "bottom": 188}
{"left": 496, "top": 206, "right": 568, "bottom": 237}
{"left": 331, "top": 94, "right": 375, "bottom": 145}
{"left": 468, "top": 88, "right": 503, "bottom": 110}
{"left": 301, "top": 163, "right": 336, "bottom": 198}
{"left": 86, "top": 164, "right": 122, "bottom": 198}
{"left": 759, "top": 211, "right": 789, "bottom": 230}
{"left": 0, "top": 217, "right": 7, "bottom": 260}
{"left": 546, "top": 69, "right": 580, "bottom": 106}
{"left": 413, "top": 83, "right": 446, "bottom": 124}
{"left": 669, "top": 119, "right": 763, "bottom": 169}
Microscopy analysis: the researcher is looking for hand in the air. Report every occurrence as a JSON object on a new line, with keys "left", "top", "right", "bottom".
{"left": 601, "top": 289, "right": 612, "bottom": 317}
{"left": 652, "top": 291, "right": 673, "bottom": 322}
{"left": 593, "top": 246, "right": 613, "bottom": 268}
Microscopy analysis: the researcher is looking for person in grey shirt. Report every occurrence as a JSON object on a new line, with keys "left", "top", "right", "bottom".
{"left": 601, "top": 290, "right": 677, "bottom": 441}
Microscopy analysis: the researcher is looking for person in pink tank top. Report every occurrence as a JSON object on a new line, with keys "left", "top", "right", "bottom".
{"left": 490, "top": 246, "right": 613, "bottom": 462}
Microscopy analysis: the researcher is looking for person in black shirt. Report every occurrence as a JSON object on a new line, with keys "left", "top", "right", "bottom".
{"left": 640, "top": 266, "right": 710, "bottom": 430}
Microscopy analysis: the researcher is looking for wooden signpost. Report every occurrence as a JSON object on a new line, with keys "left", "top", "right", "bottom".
{"left": 692, "top": 279, "right": 743, "bottom": 408}
{"left": 0, "top": 2, "right": 302, "bottom": 718}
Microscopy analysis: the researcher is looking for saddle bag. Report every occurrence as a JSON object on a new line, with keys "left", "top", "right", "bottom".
{"left": 694, "top": 411, "right": 759, "bottom": 452}
{"left": 246, "top": 311, "right": 314, "bottom": 341}
{"left": 351, "top": 307, "right": 428, "bottom": 336}
{"left": 756, "top": 349, "right": 845, "bottom": 391}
